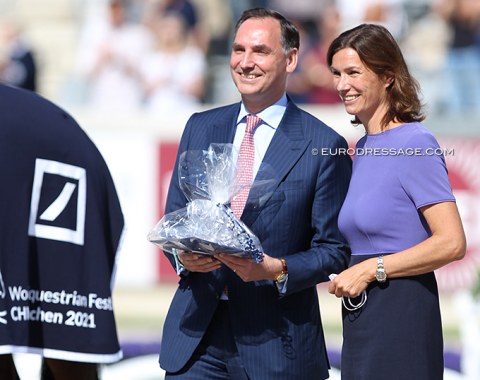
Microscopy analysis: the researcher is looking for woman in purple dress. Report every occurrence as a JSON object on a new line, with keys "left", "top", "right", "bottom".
{"left": 326, "top": 24, "right": 466, "bottom": 379}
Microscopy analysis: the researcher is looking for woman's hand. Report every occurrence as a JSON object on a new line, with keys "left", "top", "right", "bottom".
{"left": 328, "top": 259, "right": 376, "bottom": 298}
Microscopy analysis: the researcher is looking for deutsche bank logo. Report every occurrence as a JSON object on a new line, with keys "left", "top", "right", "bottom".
{"left": 28, "top": 158, "right": 86, "bottom": 245}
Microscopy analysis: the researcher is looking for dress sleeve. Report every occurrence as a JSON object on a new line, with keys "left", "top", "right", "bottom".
{"left": 397, "top": 131, "right": 455, "bottom": 209}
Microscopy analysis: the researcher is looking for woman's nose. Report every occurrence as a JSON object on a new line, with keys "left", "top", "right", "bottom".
{"left": 335, "top": 74, "right": 349, "bottom": 92}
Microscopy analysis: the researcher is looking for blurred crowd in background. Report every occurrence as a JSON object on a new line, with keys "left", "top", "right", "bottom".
{"left": 0, "top": 0, "right": 479, "bottom": 117}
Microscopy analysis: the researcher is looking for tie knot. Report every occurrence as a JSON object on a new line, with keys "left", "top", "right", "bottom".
{"left": 246, "top": 114, "right": 261, "bottom": 133}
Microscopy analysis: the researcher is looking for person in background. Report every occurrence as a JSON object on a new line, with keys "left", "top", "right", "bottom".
{"left": 287, "top": 3, "right": 343, "bottom": 105}
{"left": 0, "top": 18, "right": 37, "bottom": 92}
{"left": 335, "top": 0, "right": 408, "bottom": 41}
{"left": 327, "top": 23, "right": 466, "bottom": 379}
{"left": 140, "top": 10, "right": 206, "bottom": 113}
{"left": 434, "top": 0, "right": 480, "bottom": 114}
{"left": 283, "top": 18, "right": 314, "bottom": 104}
{"left": 77, "top": 0, "right": 152, "bottom": 111}
{"left": 159, "top": 7, "right": 351, "bottom": 380}
{"left": 156, "top": 0, "right": 209, "bottom": 53}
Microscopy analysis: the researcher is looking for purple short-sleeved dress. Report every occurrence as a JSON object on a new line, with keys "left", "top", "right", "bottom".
{"left": 338, "top": 123, "right": 455, "bottom": 380}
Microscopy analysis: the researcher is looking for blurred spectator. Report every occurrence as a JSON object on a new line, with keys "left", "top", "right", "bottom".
{"left": 287, "top": 4, "right": 343, "bottom": 105}
{"left": 140, "top": 11, "right": 207, "bottom": 113}
{"left": 194, "top": 0, "right": 231, "bottom": 56}
{"left": 226, "top": 0, "right": 268, "bottom": 50}
{"left": 268, "top": 0, "right": 326, "bottom": 37}
{"left": 336, "top": 0, "right": 408, "bottom": 40}
{"left": 434, "top": 0, "right": 480, "bottom": 114}
{"left": 0, "top": 19, "right": 37, "bottom": 92}
{"left": 401, "top": 6, "right": 450, "bottom": 114}
{"left": 162, "top": 0, "right": 197, "bottom": 30}
{"left": 229, "top": 0, "right": 269, "bottom": 23}
{"left": 151, "top": 0, "right": 210, "bottom": 53}
{"left": 285, "top": 20, "right": 314, "bottom": 104}
{"left": 77, "top": 0, "right": 153, "bottom": 111}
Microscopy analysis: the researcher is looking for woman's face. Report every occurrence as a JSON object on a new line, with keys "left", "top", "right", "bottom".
{"left": 330, "top": 47, "right": 392, "bottom": 127}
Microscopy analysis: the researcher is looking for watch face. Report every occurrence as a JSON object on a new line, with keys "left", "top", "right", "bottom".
{"left": 376, "top": 269, "right": 387, "bottom": 282}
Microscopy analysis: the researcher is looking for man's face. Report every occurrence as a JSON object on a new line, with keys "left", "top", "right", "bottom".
{"left": 230, "top": 17, "right": 297, "bottom": 113}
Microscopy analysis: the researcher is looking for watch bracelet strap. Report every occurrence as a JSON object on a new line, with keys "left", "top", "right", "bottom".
{"left": 275, "top": 258, "right": 288, "bottom": 282}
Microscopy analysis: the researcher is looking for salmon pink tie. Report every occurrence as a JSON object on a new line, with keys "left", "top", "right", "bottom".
{"left": 231, "top": 114, "right": 262, "bottom": 218}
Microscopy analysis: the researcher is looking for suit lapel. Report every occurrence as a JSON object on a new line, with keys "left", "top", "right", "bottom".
{"left": 242, "top": 102, "right": 311, "bottom": 226}
{"left": 207, "top": 104, "right": 240, "bottom": 144}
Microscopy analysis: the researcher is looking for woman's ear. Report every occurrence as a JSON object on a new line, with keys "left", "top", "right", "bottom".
{"left": 385, "top": 75, "right": 394, "bottom": 88}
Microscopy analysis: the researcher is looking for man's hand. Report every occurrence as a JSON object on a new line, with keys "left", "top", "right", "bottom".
{"left": 178, "top": 251, "right": 222, "bottom": 273}
{"left": 216, "top": 253, "right": 283, "bottom": 282}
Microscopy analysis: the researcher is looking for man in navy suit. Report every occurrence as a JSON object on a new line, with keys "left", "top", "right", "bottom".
{"left": 160, "top": 8, "right": 351, "bottom": 379}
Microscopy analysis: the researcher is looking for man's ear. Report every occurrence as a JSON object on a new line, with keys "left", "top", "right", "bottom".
{"left": 286, "top": 48, "right": 298, "bottom": 74}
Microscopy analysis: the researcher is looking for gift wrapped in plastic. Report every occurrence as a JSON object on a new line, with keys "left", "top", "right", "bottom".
{"left": 147, "top": 144, "right": 274, "bottom": 263}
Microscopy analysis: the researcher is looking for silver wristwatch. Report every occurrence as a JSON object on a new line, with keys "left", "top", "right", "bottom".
{"left": 375, "top": 255, "right": 387, "bottom": 283}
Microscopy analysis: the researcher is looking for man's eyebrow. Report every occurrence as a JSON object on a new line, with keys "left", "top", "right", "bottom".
{"left": 232, "top": 42, "right": 272, "bottom": 52}
{"left": 252, "top": 44, "right": 272, "bottom": 52}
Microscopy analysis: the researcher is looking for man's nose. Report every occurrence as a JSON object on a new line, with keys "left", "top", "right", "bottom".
{"left": 240, "top": 51, "right": 255, "bottom": 68}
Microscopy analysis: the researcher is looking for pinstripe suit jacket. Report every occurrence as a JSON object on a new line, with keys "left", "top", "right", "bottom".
{"left": 160, "top": 99, "right": 352, "bottom": 379}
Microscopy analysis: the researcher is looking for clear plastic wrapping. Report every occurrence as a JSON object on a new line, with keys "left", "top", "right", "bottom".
{"left": 147, "top": 144, "right": 266, "bottom": 263}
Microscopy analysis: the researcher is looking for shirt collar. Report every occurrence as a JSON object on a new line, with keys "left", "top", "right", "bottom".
{"left": 237, "top": 94, "right": 288, "bottom": 129}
